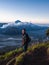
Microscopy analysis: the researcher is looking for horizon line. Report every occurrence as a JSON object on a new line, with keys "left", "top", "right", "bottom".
{"left": 0, "top": 20, "right": 49, "bottom": 24}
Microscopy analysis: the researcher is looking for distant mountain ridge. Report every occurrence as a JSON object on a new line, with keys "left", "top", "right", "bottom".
{"left": 0, "top": 20, "right": 48, "bottom": 35}
{"left": 36, "top": 24, "right": 49, "bottom": 27}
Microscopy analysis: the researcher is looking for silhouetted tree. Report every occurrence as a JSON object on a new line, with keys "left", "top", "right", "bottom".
{"left": 46, "top": 28, "right": 49, "bottom": 42}
{"left": 46, "top": 28, "right": 49, "bottom": 36}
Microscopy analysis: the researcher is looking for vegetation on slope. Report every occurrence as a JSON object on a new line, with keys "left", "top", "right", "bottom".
{"left": 0, "top": 42, "right": 49, "bottom": 65}
{"left": 0, "top": 47, "right": 23, "bottom": 61}
{"left": 16, "top": 43, "right": 49, "bottom": 65}
{"left": 46, "top": 28, "right": 49, "bottom": 36}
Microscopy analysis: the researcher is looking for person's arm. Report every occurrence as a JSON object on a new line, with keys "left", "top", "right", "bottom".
{"left": 22, "top": 35, "right": 27, "bottom": 46}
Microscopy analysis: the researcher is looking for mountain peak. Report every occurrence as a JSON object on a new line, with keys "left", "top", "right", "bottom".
{"left": 15, "top": 20, "right": 21, "bottom": 23}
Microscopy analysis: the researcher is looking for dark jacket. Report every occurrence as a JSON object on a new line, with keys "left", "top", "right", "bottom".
{"left": 22, "top": 33, "right": 31, "bottom": 46}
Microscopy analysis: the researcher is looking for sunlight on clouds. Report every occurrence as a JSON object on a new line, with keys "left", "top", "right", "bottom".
{"left": 30, "top": 18, "right": 49, "bottom": 24}
{"left": 21, "top": 17, "right": 49, "bottom": 24}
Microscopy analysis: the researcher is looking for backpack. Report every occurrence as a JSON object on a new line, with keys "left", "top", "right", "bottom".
{"left": 26, "top": 33, "right": 31, "bottom": 43}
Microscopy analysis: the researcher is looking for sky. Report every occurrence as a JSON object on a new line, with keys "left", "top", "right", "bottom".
{"left": 0, "top": 0, "right": 49, "bottom": 23}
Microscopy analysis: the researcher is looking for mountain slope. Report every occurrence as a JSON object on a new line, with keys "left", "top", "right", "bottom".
{"left": 0, "top": 20, "right": 48, "bottom": 35}
{"left": 0, "top": 42, "right": 49, "bottom": 65}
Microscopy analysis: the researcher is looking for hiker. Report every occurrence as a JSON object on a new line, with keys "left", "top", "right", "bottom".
{"left": 22, "top": 29, "right": 31, "bottom": 52}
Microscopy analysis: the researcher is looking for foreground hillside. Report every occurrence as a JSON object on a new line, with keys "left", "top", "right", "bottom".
{"left": 0, "top": 42, "right": 49, "bottom": 65}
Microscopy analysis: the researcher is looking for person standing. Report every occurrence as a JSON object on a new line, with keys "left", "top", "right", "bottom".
{"left": 22, "top": 29, "right": 31, "bottom": 52}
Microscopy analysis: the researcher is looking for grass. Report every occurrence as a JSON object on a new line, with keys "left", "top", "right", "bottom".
{"left": 16, "top": 52, "right": 26, "bottom": 65}
{"left": 0, "top": 47, "right": 23, "bottom": 60}
{"left": 0, "top": 42, "right": 49, "bottom": 65}
{"left": 28, "top": 43, "right": 49, "bottom": 52}
{"left": 16, "top": 42, "right": 49, "bottom": 65}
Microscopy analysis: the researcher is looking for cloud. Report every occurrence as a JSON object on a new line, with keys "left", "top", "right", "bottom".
{"left": 0, "top": 22, "right": 16, "bottom": 28}
{"left": 0, "top": 21, "right": 22, "bottom": 29}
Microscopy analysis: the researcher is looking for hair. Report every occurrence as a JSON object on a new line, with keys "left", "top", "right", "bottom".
{"left": 22, "top": 28, "right": 26, "bottom": 31}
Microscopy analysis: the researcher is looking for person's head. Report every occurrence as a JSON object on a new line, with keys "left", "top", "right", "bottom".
{"left": 22, "top": 28, "right": 26, "bottom": 35}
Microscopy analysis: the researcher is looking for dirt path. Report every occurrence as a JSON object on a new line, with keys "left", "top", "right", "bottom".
{"left": 6, "top": 52, "right": 49, "bottom": 65}
{"left": 0, "top": 51, "right": 23, "bottom": 65}
{"left": 6, "top": 57, "right": 16, "bottom": 65}
{"left": 6, "top": 52, "right": 23, "bottom": 65}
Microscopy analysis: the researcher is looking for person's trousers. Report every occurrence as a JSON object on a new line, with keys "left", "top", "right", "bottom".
{"left": 23, "top": 44, "right": 28, "bottom": 52}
